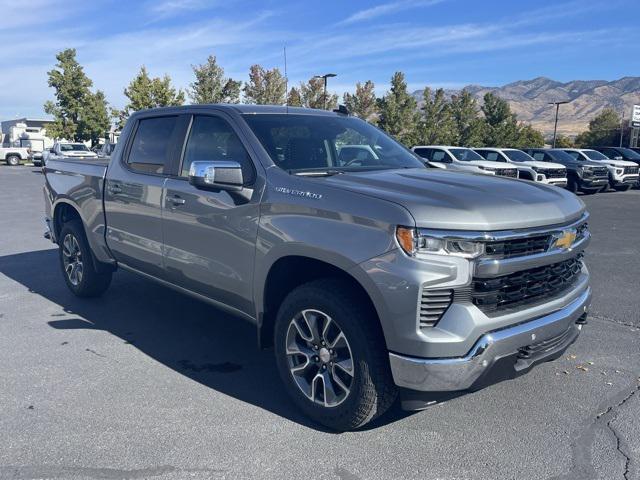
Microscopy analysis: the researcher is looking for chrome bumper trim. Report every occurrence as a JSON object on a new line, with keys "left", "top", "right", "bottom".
{"left": 389, "top": 287, "right": 591, "bottom": 392}
{"left": 474, "top": 233, "right": 589, "bottom": 278}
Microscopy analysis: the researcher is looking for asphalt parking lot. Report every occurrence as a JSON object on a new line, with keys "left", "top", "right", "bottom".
{"left": 0, "top": 165, "right": 639, "bottom": 480}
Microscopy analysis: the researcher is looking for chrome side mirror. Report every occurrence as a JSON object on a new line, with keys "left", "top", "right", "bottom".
{"left": 188, "top": 161, "right": 244, "bottom": 191}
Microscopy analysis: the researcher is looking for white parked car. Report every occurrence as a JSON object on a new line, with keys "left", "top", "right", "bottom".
{"left": 48, "top": 142, "right": 98, "bottom": 162}
{"left": 561, "top": 149, "right": 639, "bottom": 191}
{"left": 474, "top": 148, "right": 567, "bottom": 187}
{"left": 412, "top": 146, "right": 518, "bottom": 178}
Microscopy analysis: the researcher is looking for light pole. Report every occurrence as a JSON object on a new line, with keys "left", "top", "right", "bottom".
{"left": 549, "top": 101, "right": 569, "bottom": 148}
{"left": 313, "top": 73, "right": 337, "bottom": 109}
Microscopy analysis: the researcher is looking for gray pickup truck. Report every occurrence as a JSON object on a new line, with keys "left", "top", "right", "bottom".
{"left": 43, "top": 105, "right": 591, "bottom": 430}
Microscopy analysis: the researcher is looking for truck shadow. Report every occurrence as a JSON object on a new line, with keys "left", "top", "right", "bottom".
{"left": 0, "top": 248, "right": 418, "bottom": 432}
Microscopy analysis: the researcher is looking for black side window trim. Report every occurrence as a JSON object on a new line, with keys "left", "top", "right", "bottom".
{"left": 122, "top": 114, "right": 186, "bottom": 178}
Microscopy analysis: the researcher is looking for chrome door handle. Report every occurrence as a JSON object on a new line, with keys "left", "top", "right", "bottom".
{"left": 167, "top": 196, "right": 186, "bottom": 206}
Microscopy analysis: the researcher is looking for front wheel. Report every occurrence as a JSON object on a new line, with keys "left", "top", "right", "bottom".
{"left": 613, "top": 184, "right": 631, "bottom": 192}
{"left": 6, "top": 155, "right": 20, "bottom": 166}
{"left": 274, "top": 279, "right": 397, "bottom": 431}
{"left": 58, "top": 220, "right": 112, "bottom": 297}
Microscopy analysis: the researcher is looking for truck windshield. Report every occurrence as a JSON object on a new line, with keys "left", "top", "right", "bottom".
{"left": 582, "top": 150, "right": 609, "bottom": 160}
{"left": 243, "top": 114, "right": 424, "bottom": 173}
{"left": 448, "top": 148, "right": 484, "bottom": 161}
{"left": 504, "top": 150, "right": 535, "bottom": 162}
{"left": 617, "top": 148, "right": 640, "bottom": 160}
{"left": 60, "top": 144, "right": 89, "bottom": 152}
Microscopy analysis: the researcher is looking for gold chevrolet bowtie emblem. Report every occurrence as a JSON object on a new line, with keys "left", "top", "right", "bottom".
{"left": 553, "top": 230, "right": 577, "bottom": 249}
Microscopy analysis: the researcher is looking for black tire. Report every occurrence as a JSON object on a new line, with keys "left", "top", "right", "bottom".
{"left": 274, "top": 278, "right": 397, "bottom": 431}
{"left": 58, "top": 220, "right": 112, "bottom": 297}
{"left": 613, "top": 184, "right": 631, "bottom": 192}
{"left": 567, "top": 177, "right": 579, "bottom": 193}
{"left": 6, "top": 155, "right": 20, "bottom": 166}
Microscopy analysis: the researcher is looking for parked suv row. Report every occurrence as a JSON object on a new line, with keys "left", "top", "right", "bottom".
{"left": 412, "top": 146, "right": 519, "bottom": 178}
{"left": 474, "top": 148, "right": 567, "bottom": 187}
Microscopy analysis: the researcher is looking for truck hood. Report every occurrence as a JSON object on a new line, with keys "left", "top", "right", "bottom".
{"left": 62, "top": 151, "right": 97, "bottom": 158}
{"left": 324, "top": 168, "right": 584, "bottom": 231}
{"left": 513, "top": 161, "right": 565, "bottom": 170}
{"left": 462, "top": 160, "right": 515, "bottom": 169}
{"left": 596, "top": 159, "right": 637, "bottom": 168}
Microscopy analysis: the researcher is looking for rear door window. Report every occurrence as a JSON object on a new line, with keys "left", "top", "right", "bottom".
{"left": 413, "top": 148, "right": 431, "bottom": 159}
{"left": 127, "top": 116, "right": 178, "bottom": 174}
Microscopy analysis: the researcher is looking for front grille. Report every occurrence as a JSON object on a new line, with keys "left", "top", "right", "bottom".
{"left": 471, "top": 254, "right": 583, "bottom": 313}
{"left": 496, "top": 168, "right": 517, "bottom": 178}
{"left": 539, "top": 168, "right": 566, "bottom": 179}
{"left": 485, "top": 234, "right": 552, "bottom": 258}
{"left": 624, "top": 166, "right": 639, "bottom": 175}
{"left": 588, "top": 166, "right": 608, "bottom": 177}
{"left": 419, "top": 289, "right": 453, "bottom": 328}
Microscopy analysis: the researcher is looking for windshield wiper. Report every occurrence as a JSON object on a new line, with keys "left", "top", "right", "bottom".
{"left": 291, "top": 169, "right": 345, "bottom": 177}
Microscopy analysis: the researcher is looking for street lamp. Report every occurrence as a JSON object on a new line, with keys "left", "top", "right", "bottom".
{"left": 549, "top": 101, "right": 569, "bottom": 148}
{"left": 313, "top": 73, "right": 337, "bottom": 109}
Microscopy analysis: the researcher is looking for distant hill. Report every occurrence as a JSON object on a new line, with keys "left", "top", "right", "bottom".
{"left": 412, "top": 77, "right": 640, "bottom": 136}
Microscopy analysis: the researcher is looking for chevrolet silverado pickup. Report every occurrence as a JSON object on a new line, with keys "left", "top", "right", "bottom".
{"left": 43, "top": 105, "right": 591, "bottom": 430}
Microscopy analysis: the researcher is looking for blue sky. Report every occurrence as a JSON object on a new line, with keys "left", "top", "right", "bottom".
{"left": 0, "top": 0, "right": 637, "bottom": 119}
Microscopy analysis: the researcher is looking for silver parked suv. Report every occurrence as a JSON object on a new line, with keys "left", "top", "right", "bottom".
{"left": 43, "top": 105, "right": 591, "bottom": 430}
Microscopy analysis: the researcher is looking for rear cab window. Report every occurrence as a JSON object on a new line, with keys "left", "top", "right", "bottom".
{"left": 126, "top": 116, "right": 179, "bottom": 174}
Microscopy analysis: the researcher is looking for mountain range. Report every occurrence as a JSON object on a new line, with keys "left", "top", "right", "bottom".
{"left": 412, "top": 77, "right": 640, "bottom": 137}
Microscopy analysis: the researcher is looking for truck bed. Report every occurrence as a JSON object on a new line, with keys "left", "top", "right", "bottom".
{"left": 43, "top": 157, "right": 110, "bottom": 262}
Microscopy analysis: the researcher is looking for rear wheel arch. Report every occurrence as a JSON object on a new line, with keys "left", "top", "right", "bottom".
{"left": 53, "top": 202, "right": 82, "bottom": 241}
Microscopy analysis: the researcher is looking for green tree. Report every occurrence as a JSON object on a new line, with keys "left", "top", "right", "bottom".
{"left": 43, "top": 48, "right": 109, "bottom": 143}
{"left": 76, "top": 91, "right": 111, "bottom": 145}
{"left": 554, "top": 134, "right": 574, "bottom": 148}
{"left": 299, "top": 77, "right": 338, "bottom": 110}
{"left": 512, "top": 124, "right": 545, "bottom": 148}
{"left": 287, "top": 87, "right": 303, "bottom": 107}
{"left": 343, "top": 80, "right": 378, "bottom": 123}
{"left": 378, "top": 72, "right": 419, "bottom": 146}
{"left": 450, "top": 89, "right": 485, "bottom": 146}
{"left": 189, "top": 55, "right": 241, "bottom": 104}
{"left": 243, "top": 64, "right": 286, "bottom": 105}
{"left": 115, "top": 66, "right": 185, "bottom": 128}
{"left": 481, "top": 92, "right": 519, "bottom": 147}
{"left": 416, "top": 87, "right": 456, "bottom": 145}
{"left": 574, "top": 107, "right": 621, "bottom": 146}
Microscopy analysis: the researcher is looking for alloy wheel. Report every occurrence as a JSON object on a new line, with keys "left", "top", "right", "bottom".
{"left": 62, "top": 233, "right": 83, "bottom": 286}
{"left": 285, "top": 309, "right": 354, "bottom": 407}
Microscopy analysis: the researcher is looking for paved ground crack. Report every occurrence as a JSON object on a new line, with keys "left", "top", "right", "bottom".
{"left": 549, "top": 378, "right": 640, "bottom": 480}
{"left": 590, "top": 313, "right": 638, "bottom": 330}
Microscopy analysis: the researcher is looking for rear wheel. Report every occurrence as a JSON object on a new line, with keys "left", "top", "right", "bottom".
{"left": 274, "top": 279, "right": 397, "bottom": 431}
{"left": 58, "top": 220, "right": 112, "bottom": 297}
{"left": 6, "top": 155, "right": 20, "bottom": 166}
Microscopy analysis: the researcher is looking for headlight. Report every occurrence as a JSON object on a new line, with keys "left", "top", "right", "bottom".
{"left": 616, "top": 168, "right": 623, "bottom": 175}
{"left": 477, "top": 166, "right": 495, "bottom": 172}
{"left": 396, "top": 227, "right": 485, "bottom": 258}
{"left": 580, "top": 166, "right": 592, "bottom": 177}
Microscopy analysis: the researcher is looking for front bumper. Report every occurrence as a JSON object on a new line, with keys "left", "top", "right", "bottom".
{"left": 389, "top": 287, "right": 591, "bottom": 392}
{"left": 580, "top": 177, "right": 608, "bottom": 189}
{"left": 611, "top": 174, "right": 639, "bottom": 185}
